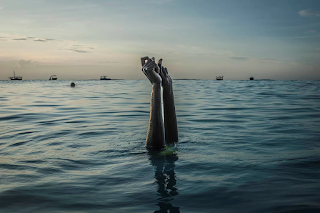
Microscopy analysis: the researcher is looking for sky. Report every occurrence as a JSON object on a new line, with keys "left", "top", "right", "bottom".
{"left": 0, "top": 0, "right": 320, "bottom": 80}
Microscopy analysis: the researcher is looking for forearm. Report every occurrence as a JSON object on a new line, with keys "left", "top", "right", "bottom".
{"left": 146, "top": 83, "right": 165, "bottom": 148}
{"left": 162, "top": 83, "right": 178, "bottom": 143}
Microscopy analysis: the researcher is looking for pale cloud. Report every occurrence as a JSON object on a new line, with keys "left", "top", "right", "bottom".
{"left": 149, "top": 0, "right": 177, "bottom": 5}
{"left": 1, "top": 33, "right": 95, "bottom": 53}
{"left": 227, "top": 56, "right": 249, "bottom": 61}
{"left": 33, "top": 38, "right": 55, "bottom": 42}
{"left": 7, "top": 59, "right": 35, "bottom": 72}
{"left": 68, "top": 49, "right": 91, "bottom": 53}
{"left": 13, "top": 38, "right": 28, "bottom": 40}
{"left": 59, "top": 41, "right": 95, "bottom": 53}
{"left": 283, "top": 35, "right": 320, "bottom": 39}
{"left": 225, "top": 56, "right": 282, "bottom": 64}
{"left": 258, "top": 58, "right": 281, "bottom": 64}
{"left": 305, "top": 30, "right": 317, "bottom": 33}
{"left": 299, "top": 9, "right": 320, "bottom": 17}
{"left": 33, "top": 39, "right": 47, "bottom": 42}
{"left": 18, "top": 59, "right": 34, "bottom": 67}
{"left": 11, "top": 36, "right": 55, "bottom": 42}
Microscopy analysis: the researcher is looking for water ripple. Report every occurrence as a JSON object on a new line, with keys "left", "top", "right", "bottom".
{"left": 0, "top": 80, "right": 320, "bottom": 212}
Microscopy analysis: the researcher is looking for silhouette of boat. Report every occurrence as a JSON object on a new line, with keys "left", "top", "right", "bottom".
{"left": 100, "top": 76, "right": 111, "bottom": 80}
{"left": 249, "top": 77, "right": 254, "bottom": 80}
{"left": 216, "top": 76, "right": 223, "bottom": 80}
{"left": 9, "top": 71, "right": 22, "bottom": 80}
{"left": 49, "top": 75, "right": 57, "bottom": 80}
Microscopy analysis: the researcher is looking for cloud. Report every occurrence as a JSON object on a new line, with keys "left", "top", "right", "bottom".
{"left": 299, "top": 9, "right": 320, "bottom": 17}
{"left": 68, "top": 49, "right": 91, "bottom": 53}
{"left": 12, "top": 59, "right": 35, "bottom": 71}
{"left": 11, "top": 36, "right": 55, "bottom": 42}
{"left": 228, "top": 56, "right": 249, "bottom": 60}
{"left": 18, "top": 59, "right": 33, "bottom": 67}
{"left": 258, "top": 58, "right": 281, "bottom": 64}
{"left": 305, "top": 30, "right": 317, "bottom": 33}
{"left": 98, "top": 61, "right": 120, "bottom": 64}
{"left": 33, "top": 39, "right": 47, "bottom": 42}
{"left": 149, "top": 0, "right": 177, "bottom": 5}
{"left": 13, "top": 38, "right": 28, "bottom": 40}
{"left": 282, "top": 35, "right": 320, "bottom": 39}
{"left": 60, "top": 42, "right": 95, "bottom": 53}
{"left": 33, "top": 38, "right": 55, "bottom": 42}
{"left": 3, "top": 33, "right": 95, "bottom": 53}
{"left": 305, "top": 48, "right": 320, "bottom": 54}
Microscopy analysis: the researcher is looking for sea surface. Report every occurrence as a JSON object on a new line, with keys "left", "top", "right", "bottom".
{"left": 0, "top": 80, "right": 320, "bottom": 213}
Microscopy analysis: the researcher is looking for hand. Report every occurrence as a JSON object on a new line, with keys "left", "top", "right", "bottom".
{"left": 142, "top": 58, "right": 162, "bottom": 84}
{"left": 141, "top": 56, "right": 149, "bottom": 66}
{"left": 159, "top": 67, "right": 172, "bottom": 86}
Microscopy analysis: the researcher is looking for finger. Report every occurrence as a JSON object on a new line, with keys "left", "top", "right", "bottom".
{"left": 145, "top": 63, "right": 158, "bottom": 71}
{"left": 142, "top": 67, "right": 148, "bottom": 77}
{"left": 159, "top": 66, "right": 166, "bottom": 79}
{"left": 146, "top": 58, "right": 153, "bottom": 65}
{"left": 163, "top": 67, "right": 168, "bottom": 76}
{"left": 141, "top": 56, "right": 150, "bottom": 66}
{"left": 154, "top": 64, "right": 160, "bottom": 73}
{"left": 145, "top": 59, "right": 156, "bottom": 67}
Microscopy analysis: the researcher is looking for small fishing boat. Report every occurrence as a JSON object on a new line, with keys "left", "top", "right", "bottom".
{"left": 100, "top": 76, "right": 111, "bottom": 80}
{"left": 9, "top": 71, "right": 22, "bottom": 80}
{"left": 49, "top": 75, "right": 57, "bottom": 80}
{"left": 249, "top": 77, "right": 254, "bottom": 80}
{"left": 216, "top": 76, "right": 223, "bottom": 80}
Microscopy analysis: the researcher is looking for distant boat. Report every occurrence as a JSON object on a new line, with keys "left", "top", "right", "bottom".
{"left": 49, "top": 75, "right": 57, "bottom": 80}
{"left": 249, "top": 77, "right": 254, "bottom": 80}
{"left": 100, "top": 76, "right": 111, "bottom": 80}
{"left": 216, "top": 76, "right": 223, "bottom": 80}
{"left": 9, "top": 71, "right": 22, "bottom": 80}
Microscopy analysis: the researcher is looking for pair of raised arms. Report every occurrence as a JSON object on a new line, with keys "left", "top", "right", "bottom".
{"left": 141, "top": 56, "right": 178, "bottom": 149}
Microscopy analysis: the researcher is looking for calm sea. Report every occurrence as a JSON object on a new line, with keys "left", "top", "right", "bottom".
{"left": 0, "top": 80, "right": 320, "bottom": 213}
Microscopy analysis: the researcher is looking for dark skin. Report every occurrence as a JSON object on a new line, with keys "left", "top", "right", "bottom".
{"left": 141, "top": 56, "right": 178, "bottom": 148}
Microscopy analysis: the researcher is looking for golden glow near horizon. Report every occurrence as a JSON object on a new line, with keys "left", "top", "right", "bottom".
{"left": 1, "top": 0, "right": 320, "bottom": 80}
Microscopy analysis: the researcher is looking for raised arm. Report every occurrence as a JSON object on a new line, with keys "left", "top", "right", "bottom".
{"left": 160, "top": 67, "right": 178, "bottom": 143}
{"left": 142, "top": 58, "right": 165, "bottom": 149}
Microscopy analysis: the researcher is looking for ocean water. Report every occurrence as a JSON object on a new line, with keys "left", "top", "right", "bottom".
{"left": 0, "top": 80, "right": 320, "bottom": 213}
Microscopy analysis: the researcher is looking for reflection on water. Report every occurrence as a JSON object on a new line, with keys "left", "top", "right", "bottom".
{"left": 148, "top": 150, "right": 180, "bottom": 213}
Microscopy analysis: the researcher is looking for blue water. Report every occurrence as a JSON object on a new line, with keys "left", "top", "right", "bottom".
{"left": 0, "top": 80, "right": 320, "bottom": 213}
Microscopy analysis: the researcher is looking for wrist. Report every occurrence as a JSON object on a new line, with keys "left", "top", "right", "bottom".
{"left": 162, "top": 81, "right": 171, "bottom": 89}
{"left": 152, "top": 82, "right": 161, "bottom": 87}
